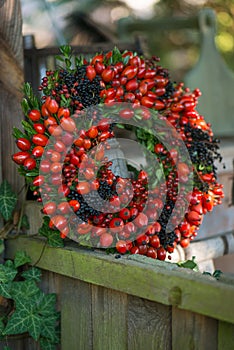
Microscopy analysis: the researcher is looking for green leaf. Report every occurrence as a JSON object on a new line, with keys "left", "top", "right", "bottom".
{"left": 20, "top": 214, "right": 30, "bottom": 230}
{"left": 12, "top": 127, "right": 26, "bottom": 140}
{"left": 14, "top": 251, "right": 31, "bottom": 268}
{"left": 21, "top": 120, "right": 37, "bottom": 135}
{"left": 122, "top": 55, "right": 130, "bottom": 65}
{"left": 40, "top": 337, "right": 57, "bottom": 350}
{"left": 21, "top": 97, "right": 30, "bottom": 115}
{"left": 54, "top": 55, "right": 64, "bottom": 62}
{"left": 39, "top": 217, "right": 64, "bottom": 248}
{"left": 40, "top": 314, "right": 59, "bottom": 343}
{"left": 25, "top": 170, "right": 40, "bottom": 177}
{"left": 59, "top": 45, "right": 71, "bottom": 56}
{"left": 213, "top": 269, "right": 222, "bottom": 279}
{"left": 11, "top": 280, "right": 40, "bottom": 302}
{"left": 0, "top": 282, "right": 13, "bottom": 298}
{"left": 0, "top": 180, "right": 17, "bottom": 221}
{"left": 177, "top": 256, "right": 199, "bottom": 271}
{"left": 38, "top": 293, "right": 56, "bottom": 317}
{"left": 0, "top": 264, "right": 17, "bottom": 284}
{"left": 3, "top": 346, "right": 11, "bottom": 350}
{"left": 3, "top": 299, "right": 42, "bottom": 340}
{"left": 21, "top": 267, "right": 41, "bottom": 282}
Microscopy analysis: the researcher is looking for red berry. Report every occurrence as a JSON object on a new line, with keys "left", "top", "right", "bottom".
{"left": 109, "top": 217, "right": 124, "bottom": 233}
{"left": 157, "top": 247, "right": 166, "bottom": 260}
{"left": 119, "top": 208, "right": 131, "bottom": 220}
{"left": 12, "top": 151, "right": 30, "bottom": 165}
{"left": 33, "top": 175, "right": 45, "bottom": 187}
{"left": 42, "top": 202, "right": 57, "bottom": 215}
{"left": 86, "top": 65, "right": 96, "bottom": 81}
{"left": 16, "top": 138, "right": 31, "bottom": 151}
{"left": 33, "top": 123, "right": 46, "bottom": 134}
{"left": 130, "top": 246, "right": 139, "bottom": 254}
{"left": 50, "top": 215, "right": 67, "bottom": 231}
{"left": 28, "top": 109, "right": 41, "bottom": 121}
{"left": 32, "top": 134, "right": 48, "bottom": 147}
{"left": 121, "top": 66, "right": 138, "bottom": 80}
{"left": 146, "top": 247, "right": 157, "bottom": 259}
{"left": 116, "top": 240, "right": 127, "bottom": 254}
{"left": 24, "top": 157, "right": 36, "bottom": 170}
{"left": 149, "top": 235, "right": 160, "bottom": 248}
{"left": 99, "top": 233, "right": 113, "bottom": 248}
{"left": 47, "top": 99, "right": 59, "bottom": 114}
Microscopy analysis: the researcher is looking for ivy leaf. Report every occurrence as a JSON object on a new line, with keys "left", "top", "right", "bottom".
{"left": 21, "top": 267, "right": 41, "bottom": 283}
{"left": 10, "top": 280, "right": 41, "bottom": 303}
{"left": 14, "top": 251, "right": 31, "bottom": 268}
{"left": 20, "top": 214, "right": 30, "bottom": 230}
{"left": 0, "top": 180, "right": 17, "bottom": 221}
{"left": 39, "top": 337, "right": 58, "bottom": 350}
{"left": 38, "top": 293, "right": 57, "bottom": 317}
{"left": 3, "top": 299, "right": 42, "bottom": 340}
{"left": 0, "top": 282, "right": 13, "bottom": 298}
{"left": 0, "top": 264, "right": 17, "bottom": 283}
{"left": 39, "top": 217, "right": 64, "bottom": 248}
{"left": 40, "top": 314, "right": 60, "bottom": 343}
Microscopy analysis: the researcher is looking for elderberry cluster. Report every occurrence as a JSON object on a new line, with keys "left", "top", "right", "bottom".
{"left": 56, "top": 66, "right": 102, "bottom": 107}
{"left": 67, "top": 190, "right": 102, "bottom": 222}
{"left": 184, "top": 124, "right": 222, "bottom": 177}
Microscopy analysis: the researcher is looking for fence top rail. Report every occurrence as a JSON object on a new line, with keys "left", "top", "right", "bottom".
{"left": 23, "top": 41, "right": 143, "bottom": 57}
{"left": 5, "top": 236, "right": 234, "bottom": 325}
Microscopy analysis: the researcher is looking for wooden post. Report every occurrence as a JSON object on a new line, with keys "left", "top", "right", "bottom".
{"left": 0, "top": 0, "right": 24, "bottom": 198}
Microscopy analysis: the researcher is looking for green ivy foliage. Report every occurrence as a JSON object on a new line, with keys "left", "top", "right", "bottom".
{"left": 0, "top": 251, "right": 60, "bottom": 350}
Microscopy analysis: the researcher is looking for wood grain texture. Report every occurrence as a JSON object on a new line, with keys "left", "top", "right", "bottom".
{"left": 0, "top": 337, "right": 26, "bottom": 350}
{"left": 0, "top": 0, "right": 24, "bottom": 198}
{"left": 0, "top": 1, "right": 28, "bottom": 347}
{"left": 24, "top": 201, "right": 43, "bottom": 236}
{"left": 128, "top": 295, "right": 171, "bottom": 350}
{"left": 0, "top": 0, "right": 24, "bottom": 96}
{"left": 172, "top": 307, "right": 218, "bottom": 350}
{"left": 60, "top": 276, "right": 92, "bottom": 350}
{"left": 218, "top": 321, "right": 234, "bottom": 350}
{"left": 5, "top": 237, "right": 234, "bottom": 325}
{"left": 92, "top": 285, "right": 128, "bottom": 350}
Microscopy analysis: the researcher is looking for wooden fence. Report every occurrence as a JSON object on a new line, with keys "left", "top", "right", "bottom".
{"left": 3, "top": 235, "right": 234, "bottom": 350}
{"left": 1, "top": 2, "right": 234, "bottom": 349}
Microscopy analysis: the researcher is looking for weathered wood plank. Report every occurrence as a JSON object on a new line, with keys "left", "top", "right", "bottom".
{"left": 172, "top": 307, "right": 218, "bottom": 350}
{"left": 128, "top": 295, "right": 171, "bottom": 350}
{"left": 60, "top": 276, "right": 92, "bottom": 350}
{"left": 218, "top": 321, "right": 234, "bottom": 350}
{"left": 0, "top": 337, "right": 27, "bottom": 350}
{"left": 0, "top": 0, "right": 24, "bottom": 199}
{"left": 92, "top": 285, "right": 128, "bottom": 350}
{"left": 5, "top": 237, "right": 234, "bottom": 324}
{"left": 24, "top": 201, "right": 43, "bottom": 236}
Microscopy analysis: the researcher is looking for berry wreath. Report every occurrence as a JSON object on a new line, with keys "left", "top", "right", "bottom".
{"left": 12, "top": 45, "right": 224, "bottom": 261}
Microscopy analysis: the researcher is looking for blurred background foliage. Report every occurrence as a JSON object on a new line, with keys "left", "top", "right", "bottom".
{"left": 21, "top": 0, "right": 233, "bottom": 81}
